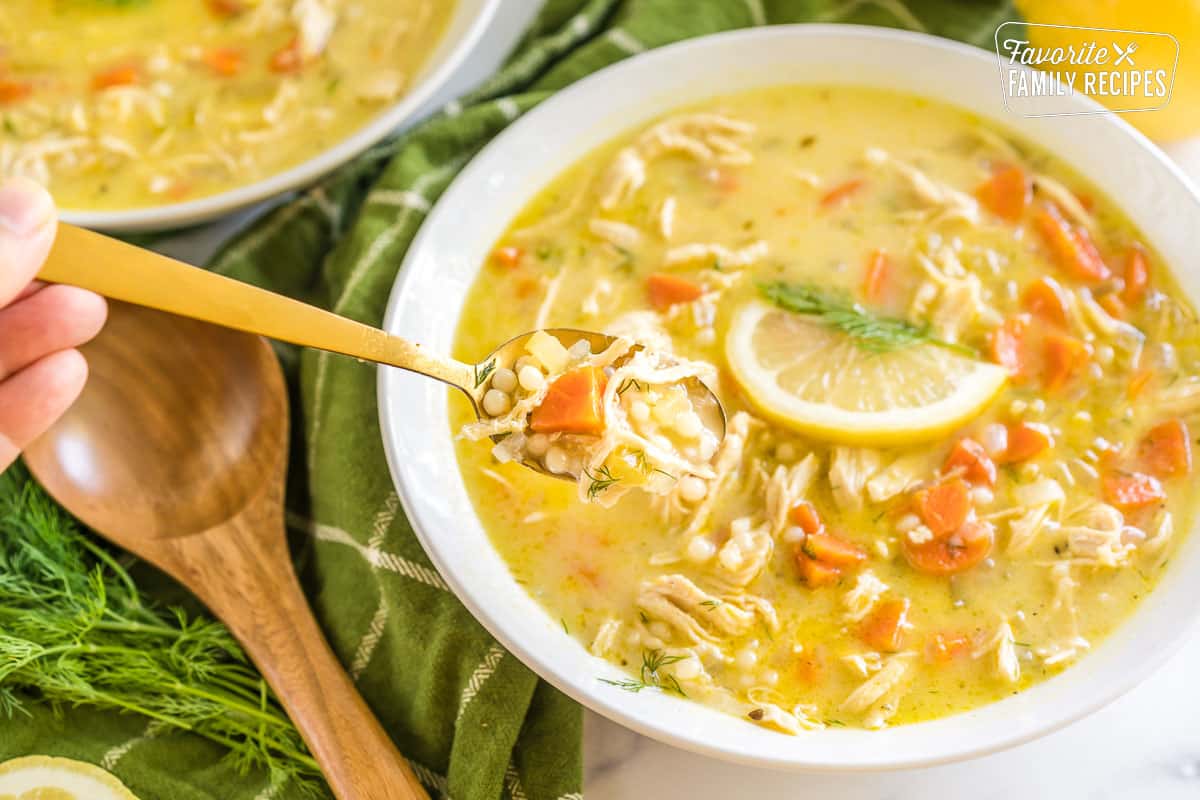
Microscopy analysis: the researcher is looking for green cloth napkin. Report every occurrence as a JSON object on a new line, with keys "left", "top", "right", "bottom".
{"left": 1, "top": 2, "right": 1013, "bottom": 798}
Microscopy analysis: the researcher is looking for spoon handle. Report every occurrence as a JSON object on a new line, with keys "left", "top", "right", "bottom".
{"left": 41, "top": 223, "right": 475, "bottom": 392}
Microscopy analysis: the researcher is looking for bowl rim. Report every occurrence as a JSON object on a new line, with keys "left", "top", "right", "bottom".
{"left": 379, "top": 23, "right": 1200, "bottom": 770}
{"left": 59, "top": 0, "right": 501, "bottom": 233}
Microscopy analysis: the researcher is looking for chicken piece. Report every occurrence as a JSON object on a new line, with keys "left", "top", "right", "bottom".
{"left": 764, "top": 453, "right": 820, "bottom": 534}
{"left": 841, "top": 653, "right": 914, "bottom": 729}
{"left": 866, "top": 453, "right": 930, "bottom": 504}
{"left": 588, "top": 218, "right": 643, "bottom": 252}
{"left": 829, "top": 447, "right": 883, "bottom": 511}
{"left": 590, "top": 619, "right": 622, "bottom": 658}
{"left": 664, "top": 240, "right": 768, "bottom": 270}
{"left": 1060, "top": 501, "right": 1133, "bottom": 567}
{"left": 842, "top": 570, "right": 888, "bottom": 623}
{"left": 680, "top": 412, "right": 763, "bottom": 538}
{"left": 746, "top": 702, "right": 804, "bottom": 734}
{"left": 292, "top": 0, "right": 336, "bottom": 58}
{"left": 714, "top": 517, "right": 774, "bottom": 588}
{"left": 1037, "top": 562, "right": 1090, "bottom": 665}
{"left": 864, "top": 147, "right": 979, "bottom": 224}
{"left": 911, "top": 245, "right": 998, "bottom": 343}
{"left": 972, "top": 618, "right": 1021, "bottom": 684}
{"left": 597, "top": 147, "right": 646, "bottom": 210}
{"left": 636, "top": 575, "right": 755, "bottom": 644}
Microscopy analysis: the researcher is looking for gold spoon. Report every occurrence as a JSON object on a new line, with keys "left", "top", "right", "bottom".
{"left": 39, "top": 224, "right": 726, "bottom": 478}
{"left": 23, "top": 300, "right": 428, "bottom": 800}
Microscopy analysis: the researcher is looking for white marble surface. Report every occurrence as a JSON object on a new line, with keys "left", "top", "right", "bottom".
{"left": 160, "top": 5, "right": 1200, "bottom": 796}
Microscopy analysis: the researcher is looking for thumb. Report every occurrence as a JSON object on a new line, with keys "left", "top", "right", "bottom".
{"left": 0, "top": 177, "right": 57, "bottom": 307}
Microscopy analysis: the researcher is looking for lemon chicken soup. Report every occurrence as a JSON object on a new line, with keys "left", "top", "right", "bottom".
{"left": 452, "top": 87, "right": 1200, "bottom": 732}
{"left": 0, "top": 0, "right": 452, "bottom": 209}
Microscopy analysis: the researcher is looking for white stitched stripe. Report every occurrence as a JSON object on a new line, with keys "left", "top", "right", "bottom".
{"left": 456, "top": 643, "right": 506, "bottom": 722}
{"left": 212, "top": 196, "right": 314, "bottom": 275}
{"left": 367, "top": 189, "right": 432, "bottom": 212}
{"left": 289, "top": 513, "right": 450, "bottom": 592}
{"left": 252, "top": 769, "right": 289, "bottom": 800}
{"left": 556, "top": 794, "right": 584, "bottom": 800}
{"left": 408, "top": 760, "right": 450, "bottom": 797}
{"left": 606, "top": 28, "right": 646, "bottom": 54}
{"left": 369, "top": 492, "right": 401, "bottom": 549}
{"left": 504, "top": 761, "right": 528, "bottom": 800}
{"left": 350, "top": 594, "right": 390, "bottom": 680}
{"left": 100, "top": 720, "right": 168, "bottom": 770}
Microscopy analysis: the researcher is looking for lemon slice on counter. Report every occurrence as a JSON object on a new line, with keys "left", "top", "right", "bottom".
{"left": 0, "top": 756, "right": 139, "bottom": 800}
{"left": 725, "top": 301, "right": 1007, "bottom": 446}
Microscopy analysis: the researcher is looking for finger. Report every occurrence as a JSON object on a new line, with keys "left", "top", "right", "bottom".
{"left": 0, "top": 177, "right": 57, "bottom": 307}
{"left": 0, "top": 284, "right": 107, "bottom": 381}
{"left": 0, "top": 349, "right": 88, "bottom": 473}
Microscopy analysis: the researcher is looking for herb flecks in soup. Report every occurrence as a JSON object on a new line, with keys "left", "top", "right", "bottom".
{"left": 452, "top": 87, "right": 1198, "bottom": 732}
{"left": 0, "top": 0, "right": 452, "bottom": 209}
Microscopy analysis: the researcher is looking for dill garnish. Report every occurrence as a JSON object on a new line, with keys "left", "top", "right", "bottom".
{"left": 473, "top": 358, "right": 496, "bottom": 388}
{"left": 584, "top": 465, "right": 620, "bottom": 500}
{"left": 599, "top": 649, "right": 687, "bottom": 696}
{"left": 758, "top": 281, "right": 976, "bottom": 356}
{"left": 616, "top": 378, "right": 643, "bottom": 396}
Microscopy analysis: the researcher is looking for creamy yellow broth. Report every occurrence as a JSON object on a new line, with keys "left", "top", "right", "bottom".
{"left": 452, "top": 87, "right": 1200, "bottom": 731}
{"left": 0, "top": 0, "right": 452, "bottom": 209}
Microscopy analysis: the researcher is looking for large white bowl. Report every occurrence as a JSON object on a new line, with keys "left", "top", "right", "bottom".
{"left": 379, "top": 25, "right": 1200, "bottom": 770}
{"left": 64, "top": 0, "right": 499, "bottom": 233}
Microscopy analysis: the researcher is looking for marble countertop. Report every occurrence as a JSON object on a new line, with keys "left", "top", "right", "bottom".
{"left": 161, "top": 4, "right": 1200, "bottom": 796}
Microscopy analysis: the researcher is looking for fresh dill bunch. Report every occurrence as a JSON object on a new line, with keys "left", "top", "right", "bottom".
{"left": 758, "top": 281, "right": 976, "bottom": 356}
{"left": 0, "top": 464, "right": 327, "bottom": 797}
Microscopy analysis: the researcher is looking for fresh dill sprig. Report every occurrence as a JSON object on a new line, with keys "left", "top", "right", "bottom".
{"left": 758, "top": 281, "right": 976, "bottom": 356}
{"left": 616, "top": 378, "right": 643, "bottom": 396}
{"left": 0, "top": 465, "right": 324, "bottom": 795}
{"left": 583, "top": 465, "right": 620, "bottom": 500}
{"left": 473, "top": 358, "right": 496, "bottom": 388}
{"left": 599, "top": 649, "right": 688, "bottom": 697}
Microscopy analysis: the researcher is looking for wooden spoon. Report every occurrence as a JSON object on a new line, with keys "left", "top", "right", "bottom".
{"left": 23, "top": 301, "right": 429, "bottom": 800}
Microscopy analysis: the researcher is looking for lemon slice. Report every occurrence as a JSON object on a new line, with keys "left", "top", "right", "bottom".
{"left": 725, "top": 301, "right": 1007, "bottom": 446}
{"left": 0, "top": 756, "right": 139, "bottom": 800}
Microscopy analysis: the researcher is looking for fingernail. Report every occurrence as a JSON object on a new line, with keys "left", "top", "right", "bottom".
{"left": 0, "top": 178, "right": 54, "bottom": 238}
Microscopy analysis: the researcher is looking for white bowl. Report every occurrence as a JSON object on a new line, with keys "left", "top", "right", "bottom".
{"left": 379, "top": 25, "right": 1200, "bottom": 770}
{"left": 63, "top": 0, "right": 499, "bottom": 233}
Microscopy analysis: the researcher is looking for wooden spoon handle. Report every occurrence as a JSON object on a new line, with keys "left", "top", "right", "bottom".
{"left": 171, "top": 513, "right": 429, "bottom": 800}
{"left": 40, "top": 223, "right": 475, "bottom": 391}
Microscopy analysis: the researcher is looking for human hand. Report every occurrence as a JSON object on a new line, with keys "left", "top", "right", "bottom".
{"left": 0, "top": 178, "right": 107, "bottom": 472}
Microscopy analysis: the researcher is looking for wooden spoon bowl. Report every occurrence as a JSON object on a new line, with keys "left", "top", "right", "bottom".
{"left": 24, "top": 301, "right": 427, "bottom": 800}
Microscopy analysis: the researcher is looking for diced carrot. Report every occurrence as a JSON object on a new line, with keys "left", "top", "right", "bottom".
{"left": 1034, "top": 202, "right": 1111, "bottom": 282}
{"left": 646, "top": 272, "right": 703, "bottom": 311}
{"left": 710, "top": 169, "right": 739, "bottom": 195}
{"left": 862, "top": 249, "right": 890, "bottom": 303}
{"left": 902, "top": 520, "right": 994, "bottom": 576}
{"left": 529, "top": 367, "right": 606, "bottom": 436}
{"left": 269, "top": 36, "right": 304, "bottom": 73}
{"left": 0, "top": 79, "right": 31, "bottom": 104}
{"left": 91, "top": 64, "right": 141, "bottom": 91}
{"left": 989, "top": 315, "right": 1030, "bottom": 378}
{"left": 1128, "top": 369, "right": 1155, "bottom": 400}
{"left": 912, "top": 479, "right": 971, "bottom": 537}
{"left": 801, "top": 531, "right": 868, "bottom": 568}
{"left": 788, "top": 501, "right": 823, "bottom": 535}
{"left": 819, "top": 178, "right": 864, "bottom": 209}
{"left": 1000, "top": 422, "right": 1053, "bottom": 464}
{"left": 1122, "top": 245, "right": 1150, "bottom": 304}
{"left": 205, "top": 0, "right": 245, "bottom": 15}
{"left": 796, "top": 553, "right": 842, "bottom": 588}
{"left": 975, "top": 163, "right": 1031, "bottom": 223}
{"left": 1097, "top": 292, "right": 1126, "bottom": 319}
{"left": 859, "top": 598, "right": 911, "bottom": 652}
{"left": 202, "top": 47, "right": 246, "bottom": 77}
{"left": 492, "top": 246, "right": 523, "bottom": 268}
{"left": 1140, "top": 419, "right": 1192, "bottom": 477}
{"left": 925, "top": 630, "right": 972, "bottom": 664}
{"left": 1042, "top": 332, "right": 1089, "bottom": 392}
{"left": 1102, "top": 472, "right": 1166, "bottom": 511}
{"left": 944, "top": 438, "right": 996, "bottom": 487}
{"left": 1021, "top": 276, "right": 1068, "bottom": 326}
{"left": 794, "top": 647, "right": 825, "bottom": 686}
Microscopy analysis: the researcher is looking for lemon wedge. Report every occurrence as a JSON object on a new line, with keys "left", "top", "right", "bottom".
{"left": 0, "top": 756, "right": 139, "bottom": 800}
{"left": 724, "top": 301, "right": 1007, "bottom": 446}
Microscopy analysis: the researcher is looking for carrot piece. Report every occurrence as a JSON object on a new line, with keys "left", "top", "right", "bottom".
{"left": 862, "top": 249, "right": 890, "bottom": 303}
{"left": 529, "top": 367, "right": 606, "bottom": 436}
{"left": 1042, "top": 332, "right": 1089, "bottom": 392}
{"left": 205, "top": 0, "right": 245, "bottom": 15}
{"left": 819, "top": 178, "right": 864, "bottom": 209}
{"left": 788, "top": 501, "right": 823, "bottom": 535}
{"left": 1021, "top": 276, "right": 1069, "bottom": 326}
{"left": 91, "top": 64, "right": 141, "bottom": 91}
{"left": 796, "top": 553, "right": 842, "bottom": 588}
{"left": 1034, "top": 202, "right": 1111, "bottom": 282}
{"left": 925, "top": 630, "right": 972, "bottom": 664}
{"left": 1102, "top": 472, "right": 1166, "bottom": 511}
{"left": 989, "top": 315, "right": 1030, "bottom": 378}
{"left": 1128, "top": 368, "right": 1154, "bottom": 400}
{"left": 912, "top": 479, "right": 971, "bottom": 537}
{"left": 1122, "top": 245, "right": 1150, "bottom": 304}
{"left": 944, "top": 438, "right": 996, "bottom": 487}
{"left": 1097, "top": 292, "right": 1126, "bottom": 319}
{"left": 801, "top": 531, "right": 868, "bottom": 568}
{"left": 794, "top": 647, "right": 826, "bottom": 686}
{"left": 646, "top": 273, "right": 703, "bottom": 311}
{"left": 202, "top": 47, "right": 245, "bottom": 77}
{"left": 902, "top": 520, "right": 994, "bottom": 576}
{"left": 859, "top": 598, "right": 911, "bottom": 652}
{"left": 0, "top": 79, "right": 31, "bottom": 104}
{"left": 492, "top": 246, "right": 523, "bottom": 268}
{"left": 1140, "top": 419, "right": 1192, "bottom": 477}
{"left": 269, "top": 36, "right": 305, "bottom": 73}
{"left": 999, "top": 422, "right": 1053, "bottom": 463}
{"left": 975, "top": 163, "right": 1031, "bottom": 222}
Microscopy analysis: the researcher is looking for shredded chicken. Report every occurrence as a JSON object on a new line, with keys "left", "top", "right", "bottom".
{"left": 829, "top": 447, "right": 883, "bottom": 511}
{"left": 680, "top": 412, "right": 763, "bottom": 538}
{"left": 841, "top": 653, "right": 914, "bottom": 728}
{"left": 747, "top": 702, "right": 806, "bottom": 734}
{"left": 864, "top": 147, "right": 979, "bottom": 225}
{"left": 972, "top": 618, "right": 1021, "bottom": 684}
{"left": 636, "top": 575, "right": 755, "bottom": 644}
{"left": 1006, "top": 478, "right": 1065, "bottom": 555}
{"left": 1059, "top": 501, "right": 1132, "bottom": 567}
{"left": 764, "top": 454, "right": 820, "bottom": 534}
{"left": 1037, "top": 562, "right": 1090, "bottom": 665}
{"left": 866, "top": 453, "right": 930, "bottom": 504}
{"left": 911, "top": 243, "right": 999, "bottom": 342}
{"left": 842, "top": 571, "right": 889, "bottom": 623}
{"left": 664, "top": 240, "right": 769, "bottom": 270}
{"left": 588, "top": 218, "right": 643, "bottom": 252}
{"left": 713, "top": 517, "right": 773, "bottom": 588}
{"left": 1033, "top": 173, "right": 1098, "bottom": 234}
{"left": 590, "top": 619, "right": 622, "bottom": 658}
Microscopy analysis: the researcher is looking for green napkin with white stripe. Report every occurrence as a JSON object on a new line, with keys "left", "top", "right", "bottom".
{"left": 0, "top": 2, "right": 1013, "bottom": 798}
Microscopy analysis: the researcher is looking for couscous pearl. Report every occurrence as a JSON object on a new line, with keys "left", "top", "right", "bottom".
{"left": 981, "top": 423, "right": 1008, "bottom": 457}
{"left": 762, "top": 669, "right": 779, "bottom": 687}
{"left": 1030, "top": 398, "right": 1046, "bottom": 414}
{"left": 1095, "top": 344, "right": 1115, "bottom": 366}
{"left": 969, "top": 487, "right": 994, "bottom": 506}
{"left": 649, "top": 621, "right": 672, "bottom": 640}
{"left": 675, "top": 657, "right": 701, "bottom": 680}
{"left": 643, "top": 636, "right": 664, "bottom": 650}
{"left": 518, "top": 364, "right": 546, "bottom": 392}
{"left": 514, "top": 356, "right": 536, "bottom": 372}
{"left": 738, "top": 673, "right": 757, "bottom": 688}
{"left": 482, "top": 389, "right": 511, "bottom": 416}
{"left": 678, "top": 475, "right": 707, "bottom": 503}
{"left": 734, "top": 648, "right": 758, "bottom": 671}
{"left": 675, "top": 412, "right": 703, "bottom": 439}
{"left": 491, "top": 367, "right": 517, "bottom": 393}
{"left": 544, "top": 446, "right": 570, "bottom": 474}
{"left": 624, "top": 630, "right": 642, "bottom": 647}
{"left": 526, "top": 433, "right": 550, "bottom": 457}
{"left": 895, "top": 513, "right": 921, "bottom": 533}
{"left": 696, "top": 328, "right": 716, "bottom": 346}
{"left": 685, "top": 536, "right": 716, "bottom": 562}
{"left": 782, "top": 526, "right": 806, "bottom": 544}
{"left": 775, "top": 442, "right": 798, "bottom": 462}
{"left": 629, "top": 400, "right": 651, "bottom": 423}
